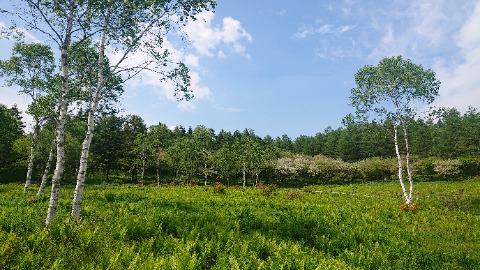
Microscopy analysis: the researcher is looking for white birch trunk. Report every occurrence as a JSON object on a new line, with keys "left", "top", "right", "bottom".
{"left": 45, "top": 94, "right": 68, "bottom": 227}
{"left": 71, "top": 104, "right": 96, "bottom": 219}
{"left": 393, "top": 124, "right": 409, "bottom": 204}
{"left": 71, "top": 11, "right": 109, "bottom": 220}
{"left": 36, "top": 138, "right": 55, "bottom": 197}
{"left": 156, "top": 152, "right": 160, "bottom": 187}
{"left": 45, "top": 4, "right": 75, "bottom": 227}
{"left": 204, "top": 162, "right": 208, "bottom": 186}
{"left": 24, "top": 121, "right": 40, "bottom": 193}
{"left": 140, "top": 149, "right": 146, "bottom": 185}
{"left": 242, "top": 161, "right": 246, "bottom": 188}
{"left": 402, "top": 122, "right": 413, "bottom": 204}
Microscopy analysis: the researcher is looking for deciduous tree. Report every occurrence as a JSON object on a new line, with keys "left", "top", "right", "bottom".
{"left": 0, "top": 42, "right": 56, "bottom": 193}
{"left": 349, "top": 56, "right": 440, "bottom": 205}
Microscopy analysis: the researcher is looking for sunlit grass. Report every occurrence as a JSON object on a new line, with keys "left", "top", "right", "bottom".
{"left": 1, "top": 180, "right": 479, "bottom": 269}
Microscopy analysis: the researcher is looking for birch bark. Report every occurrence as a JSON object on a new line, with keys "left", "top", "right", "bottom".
{"left": 71, "top": 10, "right": 109, "bottom": 220}
{"left": 402, "top": 121, "right": 413, "bottom": 204}
{"left": 24, "top": 121, "right": 40, "bottom": 193}
{"left": 242, "top": 161, "right": 246, "bottom": 188}
{"left": 36, "top": 138, "right": 55, "bottom": 197}
{"left": 45, "top": 0, "right": 75, "bottom": 227}
{"left": 393, "top": 123, "right": 409, "bottom": 204}
{"left": 156, "top": 151, "right": 161, "bottom": 187}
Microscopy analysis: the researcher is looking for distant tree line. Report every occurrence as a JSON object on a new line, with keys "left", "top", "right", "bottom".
{"left": 1, "top": 104, "right": 479, "bottom": 186}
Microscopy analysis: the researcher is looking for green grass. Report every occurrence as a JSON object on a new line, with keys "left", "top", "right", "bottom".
{"left": 0, "top": 180, "right": 479, "bottom": 269}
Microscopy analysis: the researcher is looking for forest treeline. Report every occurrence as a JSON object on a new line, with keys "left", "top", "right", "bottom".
{"left": 1, "top": 103, "right": 479, "bottom": 186}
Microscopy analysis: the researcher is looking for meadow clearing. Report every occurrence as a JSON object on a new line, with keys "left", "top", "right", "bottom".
{"left": 1, "top": 180, "right": 479, "bottom": 269}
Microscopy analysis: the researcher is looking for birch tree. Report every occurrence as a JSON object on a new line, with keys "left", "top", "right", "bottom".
{"left": 70, "top": 0, "right": 216, "bottom": 220}
{"left": 214, "top": 142, "right": 239, "bottom": 186}
{"left": 148, "top": 123, "right": 172, "bottom": 187}
{"left": 349, "top": 56, "right": 440, "bottom": 205}
{"left": 7, "top": 0, "right": 94, "bottom": 227}
{"left": 0, "top": 42, "right": 55, "bottom": 193}
{"left": 192, "top": 125, "right": 215, "bottom": 186}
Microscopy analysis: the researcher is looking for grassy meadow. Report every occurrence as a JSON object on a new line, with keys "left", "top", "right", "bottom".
{"left": 1, "top": 180, "right": 479, "bottom": 269}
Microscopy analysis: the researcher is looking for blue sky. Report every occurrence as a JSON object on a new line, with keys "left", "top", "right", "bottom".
{"left": 1, "top": 0, "right": 480, "bottom": 139}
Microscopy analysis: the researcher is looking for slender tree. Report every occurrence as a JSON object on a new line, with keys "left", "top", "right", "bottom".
{"left": 148, "top": 123, "right": 172, "bottom": 187}
{"left": 214, "top": 142, "right": 239, "bottom": 186}
{"left": 0, "top": 42, "right": 55, "bottom": 193}
{"left": 192, "top": 125, "right": 216, "bottom": 186}
{"left": 349, "top": 56, "right": 440, "bottom": 205}
{"left": 7, "top": 0, "right": 92, "bottom": 227}
{"left": 70, "top": 0, "right": 216, "bottom": 219}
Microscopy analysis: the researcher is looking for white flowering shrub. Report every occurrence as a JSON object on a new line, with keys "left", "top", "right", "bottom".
{"left": 433, "top": 159, "right": 462, "bottom": 178}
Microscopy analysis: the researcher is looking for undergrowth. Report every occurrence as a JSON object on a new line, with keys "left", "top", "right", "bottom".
{"left": 0, "top": 180, "right": 479, "bottom": 269}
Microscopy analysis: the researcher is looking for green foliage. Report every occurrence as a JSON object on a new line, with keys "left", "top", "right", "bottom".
{"left": 1, "top": 181, "right": 479, "bottom": 269}
{"left": 350, "top": 55, "right": 440, "bottom": 123}
{"left": 356, "top": 157, "right": 397, "bottom": 181}
{"left": 0, "top": 105, "right": 25, "bottom": 182}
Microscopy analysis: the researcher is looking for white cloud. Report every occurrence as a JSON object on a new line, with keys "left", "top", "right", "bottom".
{"left": 410, "top": 2, "right": 446, "bottom": 47}
{"left": 177, "top": 100, "right": 196, "bottom": 111}
{"left": 317, "top": 24, "right": 334, "bottom": 34}
{"left": 431, "top": 1, "right": 480, "bottom": 111}
{"left": 366, "top": 1, "right": 472, "bottom": 61}
{"left": 107, "top": 35, "right": 212, "bottom": 111}
{"left": 184, "top": 54, "right": 199, "bottom": 68}
{"left": 183, "top": 11, "right": 252, "bottom": 58}
{"left": 217, "top": 50, "right": 226, "bottom": 58}
{"left": 293, "top": 27, "right": 314, "bottom": 39}
{"left": 339, "top": 25, "right": 356, "bottom": 33}
{"left": 294, "top": 23, "right": 355, "bottom": 39}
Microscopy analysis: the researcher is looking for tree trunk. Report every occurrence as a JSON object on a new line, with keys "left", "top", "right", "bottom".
{"left": 46, "top": 94, "right": 68, "bottom": 227}
{"left": 242, "top": 161, "right": 246, "bottom": 188}
{"left": 24, "top": 121, "right": 40, "bottom": 193}
{"left": 45, "top": 3, "right": 75, "bottom": 227}
{"left": 393, "top": 124, "right": 409, "bottom": 204}
{"left": 204, "top": 162, "right": 208, "bottom": 186}
{"left": 71, "top": 105, "right": 96, "bottom": 220}
{"left": 402, "top": 121, "right": 413, "bottom": 203}
{"left": 140, "top": 152, "right": 146, "bottom": 185}
{"left": 156, "top": 151, "right": 161, "bottom": 187}
{"left": 71, "top": 10, "right": 109, "bottom": 220}
{"left": 36, "top": 138, "right": 55, "bottom": 197}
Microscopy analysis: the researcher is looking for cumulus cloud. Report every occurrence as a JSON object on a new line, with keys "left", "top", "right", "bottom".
{"left": 296, "top": 0, "right": 479, "bottom": 111}
{"left": 431, "top": 1, "right": 480, "bottom": 111}
{"left": 183, "top": 11, "right": 252, "bottom": 58}
{"left": 365, "top": 1, "right": 475, "bottom": 61}
{"left": 105, "top": 11, "right": 252, "bottom": 113}
{"left": 184, "top": 54, "right": 199, "bottom": 68}
{"left": 106, "top": 34, "right": 213, "bottom": 111}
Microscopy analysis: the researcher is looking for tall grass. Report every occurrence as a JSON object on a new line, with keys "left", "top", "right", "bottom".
{"left": 0, "top": 180, "right": 479, "bottom": 269}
